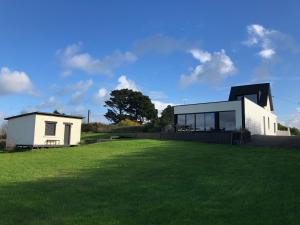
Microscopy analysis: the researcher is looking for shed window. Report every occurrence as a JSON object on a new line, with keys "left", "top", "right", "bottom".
{"left": 45, "top": 122, "right": 56, "bottom": 136}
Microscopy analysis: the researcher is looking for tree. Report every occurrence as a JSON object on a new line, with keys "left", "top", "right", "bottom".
{"left": 104, "top": 89, "right": 157, "bottom": 123}
{"left": 290, "top": 127, "right": 300, "bottom": 136}
{"left": 278, "top": 123, "right": 288, "bottom": 131}
{"left": 159, "top": 105, "right": 174, "bottom": 127}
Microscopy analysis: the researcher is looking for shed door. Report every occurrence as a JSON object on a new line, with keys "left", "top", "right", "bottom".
{"left": 64, "top": 124, "right": 71, "bottom": 145}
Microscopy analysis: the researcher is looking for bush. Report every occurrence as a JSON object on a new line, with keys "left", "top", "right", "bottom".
{"left": 81, "top": 123, "right": 112, "bottom": 132}
{"left": 0, "top": 140, "right": 5, "bottom": 150}
{"left": 116, "top": 119, "right": 140, "bottom": 127}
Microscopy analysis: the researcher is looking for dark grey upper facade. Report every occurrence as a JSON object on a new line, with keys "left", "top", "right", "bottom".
{"left": 228, "top": 83, "right": 274, "bottom": 111}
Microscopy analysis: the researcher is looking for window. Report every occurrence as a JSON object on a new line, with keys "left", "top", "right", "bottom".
{"left": 177, "top": 115, "right": 186, "bottom": 126}
{"left": 45, "top": 122, "right": 56, "bottom": 136}
{"left": 274, "top": 123, "right": 276, "bottom": 133}
{"left": 219, "top": 111, "right": 236, "bottom": 131}
{"left": 205, "top": 113, "right": 215, "bottom": 131}
{"left": 237, "top": 94, "right": 258, "bottom": 104}
{"left": 196, "top": 113, "right": 205, "bottom": 131}
{"left": 177, "top": 112, "right": 216, "bottom": 131}
{"left": 186, "top": 114, "right": 195, "bottom": 130}
{"left": 268, "top": 117, "right": 270, "bottom": 129}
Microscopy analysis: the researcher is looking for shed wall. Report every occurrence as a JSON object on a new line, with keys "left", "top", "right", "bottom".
{"left": 6, "top": 114, "right": 36, "bottom": 148}
{"left": 34, "top": 115, "right": 82, "bottom": 146}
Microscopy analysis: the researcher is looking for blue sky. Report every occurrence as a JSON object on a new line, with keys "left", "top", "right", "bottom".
{"left": 0, "top": 0, "right": 300, "bottom": 127}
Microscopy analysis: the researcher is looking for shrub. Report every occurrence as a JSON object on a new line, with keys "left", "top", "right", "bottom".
{"left": 81, "top": 123, "right": 112, "bottom": 132}
{"left": 0, "top": 140, "right": 5, "bottom": 150}
{"left": 116, "top": 119, "right": 140, "bottom": 127}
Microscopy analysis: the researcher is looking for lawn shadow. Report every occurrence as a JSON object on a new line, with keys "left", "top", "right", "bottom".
{"left": 0, "top": 141, "right": 299, "bottom": 225}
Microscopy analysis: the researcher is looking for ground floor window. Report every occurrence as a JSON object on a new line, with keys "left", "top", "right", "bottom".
{"left": 176, "top": 110, "right": 236, "bottom": 132}
{"left": 219, "top": 111, "right": 236, "bottom": 131}
{"left": 196, "top": 113, "right": 205, "bottom": 131}
{"left": 204, "top": 113, "right": 215, "bottom": 131}
{"left": 186, "top": 114, "right": 195, "bottom": 130}
{"left": 177, "top": 114, "right": 186, "bottom": 126}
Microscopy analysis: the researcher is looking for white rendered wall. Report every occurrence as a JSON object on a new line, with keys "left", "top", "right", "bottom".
{"left": 6, "top": 114, "right": 36, "bottom": 148}
{"left": 34, "top": 115, "right": 82, "bottom": 146}
{"left": 244, "top": 97, "right": 277, "bottom": 135}
{"left": 174, "top": 100, "right": 243, "bottom": 130}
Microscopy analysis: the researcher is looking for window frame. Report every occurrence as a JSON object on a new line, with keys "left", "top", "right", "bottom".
{"left": 219, "top": 110, "right": 236, "bottom": 131}
{"left": 45, "top": 121, "right": 57, "bottom": 136}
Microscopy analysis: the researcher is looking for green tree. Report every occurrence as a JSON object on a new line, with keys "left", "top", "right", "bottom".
{"left": 290, "top": 127, "right": 300, "bottom": 136}
{"left": 278, "top": 123, "right": 288, "bottom": 131}
{"left": 104, "top": 89, "right": 157, "bottom": 123}
{"left": 159, "top": 105, "right": 174, "bottom": 127}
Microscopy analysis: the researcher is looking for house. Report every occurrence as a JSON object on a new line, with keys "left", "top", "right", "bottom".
{"left": 4, "top": 112, "right": 83, "bottom": 149}
{"left": 174, "top": 83, "right": 277, "bottom": 135}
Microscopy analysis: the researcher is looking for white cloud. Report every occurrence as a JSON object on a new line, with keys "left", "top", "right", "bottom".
{"left": 70, "top": 91, "right": 85, "bottom": 105}
{"left": 72, "top": 79, "right": 93, "bottom": 91}
{"left": 258, "top": 49, "right": 276, "bottom": 59}
{"left": 285, "top": 114, "right": 300, "bottom": 129}
{"left": 115, "top": 75, "right": 139, "bottom": 91}
{"left": 0, "top": 67, "right": 33, "bottom": 96}
{"left": 93, "top": 87, "right": 109, "bottom": 105}
{"left": 190, "top": 49, "right": 211, "bottom": 63}
{"left": 58, "top": 43, "right": 137, "bottom": 76}
{"left": 26, "top": 96, "right": 63, "bottom": 112}
{"left": 244, "top": 24, "right": 299, "bottom": 60}
{"left": 149, "top": 91, "right": 168, "bottom": 100}
{"left": 56, "top": 79, "right": 93, "bottom": 97}
{"left": 180, "top": 49, "right": 235, "bottom": 87}
{"left": 152, "top": 100, "right": 174, "bottom": 116}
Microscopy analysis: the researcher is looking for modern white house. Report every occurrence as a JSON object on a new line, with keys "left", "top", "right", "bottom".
{"left": 174, "top": 83, "right": 277, "bottom": 135}
{"left": 5, "top": 112, "right": 83, "bottom": 149}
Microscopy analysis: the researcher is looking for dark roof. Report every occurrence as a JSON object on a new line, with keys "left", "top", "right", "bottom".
{"left": 228, "top": 83, "right": 273, "bottom": 110}
{"left": 4, "top": 112, "right": 84, "bottom": 120}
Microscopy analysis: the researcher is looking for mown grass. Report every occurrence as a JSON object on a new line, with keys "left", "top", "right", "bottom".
{"left": 0, "top": 139, "right": 300, "bottom": 225}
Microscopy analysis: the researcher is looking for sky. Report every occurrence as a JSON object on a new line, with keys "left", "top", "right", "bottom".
{"left": 0, "top": 0, "right": 300, "bottom": 127}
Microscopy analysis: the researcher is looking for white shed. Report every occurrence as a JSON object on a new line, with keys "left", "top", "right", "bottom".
{"left": 5, "top": 112, "right": 83, "bottom": 149}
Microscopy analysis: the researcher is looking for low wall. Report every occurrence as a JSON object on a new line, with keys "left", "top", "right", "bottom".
{"left": 128, "top": 132, "right": 248, "bottom": 145}
{"left": 249, "top": 135, "right": 300, "bottom": 148}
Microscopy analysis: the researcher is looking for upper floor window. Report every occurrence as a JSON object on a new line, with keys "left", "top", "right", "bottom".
{"left": 237, "top": 94, "right": 258, "bottom": 104}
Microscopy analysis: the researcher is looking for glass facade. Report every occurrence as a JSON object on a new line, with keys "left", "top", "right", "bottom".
{"left": 205, "top": 113, "right": 215, "bottom": 131}
{"left": 177, "top": 111, "right": 236, "bottom": 132}
{"left": 219, "top": 111, "right": 236, "bottom": 131}
{"left": 196, "top": 114, "right": 205, "bottom": 131}
{"left": 186, "top": 114, "right": 195, "bottom": 130}
{"left": 177, "top": 114, "right": 185, "bottom": 126}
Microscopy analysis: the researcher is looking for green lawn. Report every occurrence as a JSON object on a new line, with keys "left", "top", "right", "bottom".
{"left": 0, "top": 139, "right": 300, "bottom": 225}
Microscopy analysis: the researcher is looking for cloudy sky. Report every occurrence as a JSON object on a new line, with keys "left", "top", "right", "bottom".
{"left": 0, "top": 0, "right": 300, "bottom": 127}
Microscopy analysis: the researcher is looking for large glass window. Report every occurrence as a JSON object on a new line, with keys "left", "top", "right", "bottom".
{"left": 177, "top": 115, "right": 185, "bottom": 126}
{"left": 205, "top": 113, "right": 215, "bottom": 131}
{"left": 219, "top": 111, "right": 236, "bottom": 131}
{"left": 196, "top": 113, "right": 205, "bottom": 131}
{"left": 186, "top": 114, "right": 195, "bottom": 130}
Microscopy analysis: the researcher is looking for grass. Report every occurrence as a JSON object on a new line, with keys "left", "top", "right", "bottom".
{"left": 0, "top": 139, "right": 300, "bottom": 225}
{"left": 80, "top": 132, "right": 133, "bottom": 143}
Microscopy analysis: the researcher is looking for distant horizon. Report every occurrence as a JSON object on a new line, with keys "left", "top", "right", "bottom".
{"left": 0, "top": 0, "right": 300, "bottom": 128}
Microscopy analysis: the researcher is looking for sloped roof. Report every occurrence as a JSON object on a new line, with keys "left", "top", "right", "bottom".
{"left": 228, "top": 83, "right": 274, "bottom": 110}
